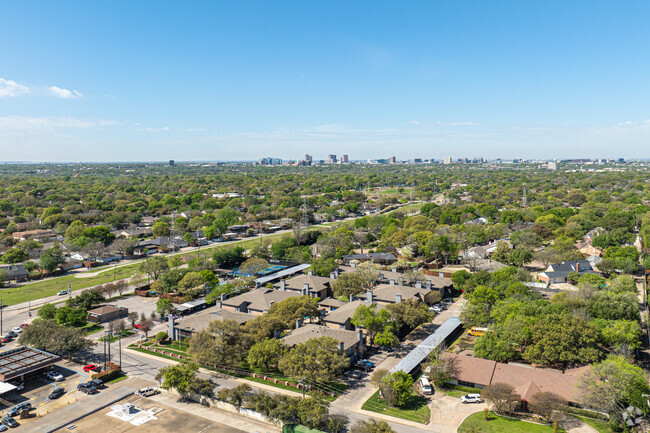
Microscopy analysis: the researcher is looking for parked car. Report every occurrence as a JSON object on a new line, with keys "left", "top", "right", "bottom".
{"left": 19, "top": 324, "right": 28, "bottom": 328}
{"left": 48, "top": 388, "right": 65, "bottom": 399}
{"left": 429, "top": 305, "right": 443, "bottom": 313}
{"left": 7, "top": 402, "right": 31, "bottom": 417}
{"left": 11, "top": 327, "right": 21, "bottom": 334}
{"left": 379, "top": 345, "right": 395, "bottom": 353}
{"left": 6, "top": 331, "right": 17, "bottom": 338}
{"left": 1, "top": 417, "right": 18, "bottom": 428}
{"left": 135, "top": 387, "right": 159, "bottom": 397}
{"left": 77, "top": 383, "right": 97, "bottom": 394}
{"left": 57, "top": 290, "right": 68, "bottom": 296}
{"left": 0, "top": 423, "right": 7, "bottom": 431}
{"left": 344, "top": 370, "right": 361, "bottom": 379}
{"left": 83, "top": 364, "right": 99, "bottom": 372}
{"left": 460, "top": 393, "right": 482, "bottom": 404}
{"left": 1, "top": 337, "right": 12, "bottom": 344}
{"left": 46, "top": 371, "right": 64, "bottom": 382}
{"left": 90, "top": 379, "right": 104, "bottom": 389}
{"left": 441, "top": 298, "right": 454, "bottom": 305}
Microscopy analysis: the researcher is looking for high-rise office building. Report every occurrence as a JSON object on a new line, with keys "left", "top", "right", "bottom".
{"left": 327, "top": 154, "right": 337, "bottom": 164}
{"left": 341, "top": 154, "right": 349, "bottom": 163}
{"left": 305, "top": 154, "right": 313, "bottom": 164}
{"left": 388, "top": 156, "right": 397, "bottom": 164}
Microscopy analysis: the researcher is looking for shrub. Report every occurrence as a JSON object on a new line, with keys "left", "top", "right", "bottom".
{"left": 91, "top": 361, "right": 121, "bottom": 381}
{"left": 155, "top": 331, "right": 169, "bottom": 343}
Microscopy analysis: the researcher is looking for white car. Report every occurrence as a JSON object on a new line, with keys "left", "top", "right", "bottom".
{"left": 11, "top": 327, "right": 21, "bottom": 334}
{"left": 46, "top": 371, "right": 64, "bottom": 382}
{"left": 135, "top": 387, "right": 159, "bottom": 397}
{"left": 460, "top": 393, "right": 482, "bottom": 404}
{"left": 57, "top": 290, "right": 68, "bottom": 296}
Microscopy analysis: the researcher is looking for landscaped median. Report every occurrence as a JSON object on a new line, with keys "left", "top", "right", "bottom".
{"left": 128, "top": 340, "right": 347, "bottom": 401}
{"left": 361, "top": 390, "right": 430, "bottom": 424}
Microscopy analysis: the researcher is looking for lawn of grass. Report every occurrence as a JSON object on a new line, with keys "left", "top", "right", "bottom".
{"left": 82, "top": 323, "right": 104, "bottom": 335}
{"left": 458, "top": 412, "right": 565, "bottom": 433}
{"left": 105, "top": 374, "right": 129, "bottom": 384}
{"left": 361, "top": 390, "right": 430, "bottom": 424}
{"left": 573, "top": 416, "right": 615, "bottom": 433}
{"left": 6, "top": 229, "right": 307, "bottom": 307}
{"left": 441, "top": 384, "right": 482, "bottom": 399}
{"left": 99, "top": 330, "right": 134, "bottom": 342}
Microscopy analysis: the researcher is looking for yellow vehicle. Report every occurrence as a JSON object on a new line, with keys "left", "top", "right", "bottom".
{"left": 467, "top": 326, "right": 489, "bottom": 337}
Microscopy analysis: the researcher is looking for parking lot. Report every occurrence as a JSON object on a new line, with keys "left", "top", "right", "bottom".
{"left": 52, "top": 394, "right": 247, "bottom": 433}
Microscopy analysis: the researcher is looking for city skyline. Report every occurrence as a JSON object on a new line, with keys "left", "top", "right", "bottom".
{"left": 2, "top": 1, "right": 650, "bottom": 161}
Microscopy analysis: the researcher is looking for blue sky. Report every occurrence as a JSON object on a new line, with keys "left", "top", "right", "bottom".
{"left": 1, "top": 1, "right": 649, "bottom": 161}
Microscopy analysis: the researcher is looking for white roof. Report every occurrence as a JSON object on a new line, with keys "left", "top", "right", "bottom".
{"left": 0, "top": 381, "right": 17, "bottom": 395}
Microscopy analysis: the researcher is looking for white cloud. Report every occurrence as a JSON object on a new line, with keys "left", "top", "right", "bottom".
{"left": 0, "top": 115, "right": 118, "bottom": 129}
{"left": 0, "top": 78, "right": 29, "bottom": 97}
{"left": 138, "top": 126, "right": 170, "bottom": 132}
{"left": 49, "top": 86, "right": 83, "bottom": 99}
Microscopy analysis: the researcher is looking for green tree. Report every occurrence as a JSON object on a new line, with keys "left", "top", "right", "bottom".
{"left": 350, "top": 419, "right": 395, "bottom": 433}
{"left": 156, "top": 361, "right": 199, "bottom": 396}
{"left": 522, "top": 314, "right": 601, "bottom": 368}
{"left": 578, "top": 355, "right": 650, "bottom": 422}
{"left": 0, "top": 248, "right": 28, "bottom": 264}
{"left": 18, "top": 319, "right": 94, "bottom": 358}
{"left": 138, "top": 256, "right": 170, "bottom": 282}
{"left": 188, "top": 319, "right": 248, "bottom": 367}
{"left": 66, "top": 289, "right": 105, "bottom": 310}
{"left": 600, "top": 320, "right": 642, "bottom": 351}
{"left": 238, "top": 257, "right": 269, "bottom": 276}
{"left": 268, "top": 296, "right": 320, "bottom": 326}
{"left": 380, "top": 371, "right": 414, "bottom": 407}
{"left": 55, "top": 306, "right": 88, "bottom": 327}
{"left": 351, "top": 304, "right": 391, "bottom": 347}
{"left": 482, "top": 382, "right": 520, "bottom": 414}
{"left": 385, "top": 299, "right": 432, "bottom": 332}
{"left": 295, "top": 397, "right": 330, "bottom": 429}
{"left": 152, "top": 221, "right": 171, "bottom": 238}
{"left": 310, "top": 258, "right": 338, "bottom": 277}
{"left": 37, "top": 303, "right": 57, "bottom": 320}
{"left": 278, "top": 337, "right": 349, "bottom": 382}
{"left": 39, "top": 246, "right": 65, "bottom": 272}
{"left": 177, "top": 271, "right": 206, "bottom": 298}
{"left": 156, "top": 298, "right": 174, "bottom": 316}
{"left": 247, "top": 338, "right": 286, "bottom": 371}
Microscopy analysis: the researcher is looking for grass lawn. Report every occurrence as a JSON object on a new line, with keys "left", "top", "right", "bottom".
{"left": 105, "top": 374, "right": 129, "bottom": 384}
{"left": 99, "top": 330, "right": 134, "bottom": 342}
{"left": 458, "top": 412, "right": 565, "bottom": 433}
{"left": 82, "top": 323, "right": 104, "bottom": 335}
{"left": 6, "top": 229, "right": 314, "bottom": 307}
{"left": 573, "top": 416, "right": 615, "bottom": 433}
{"left": 441, "top": 384, "right": 482, "bottom": 399}
{"left": 361, "top": 390, "right": 430, "bottom": 424}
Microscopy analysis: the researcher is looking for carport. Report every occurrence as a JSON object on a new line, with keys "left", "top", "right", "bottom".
{"left": 0, "top": 347, "right": 61, "bottom": 381}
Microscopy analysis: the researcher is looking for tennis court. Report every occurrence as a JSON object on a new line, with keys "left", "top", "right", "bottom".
{"left": 231, "top": 264, "right": 287, "bottom": 277}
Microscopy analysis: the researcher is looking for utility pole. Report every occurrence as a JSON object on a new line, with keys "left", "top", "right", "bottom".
{"left": 28, "top": 286, "right": 31, "bottom": 318}
{"left": 118, "top": 333, "right": 122, "bottom": 369}
{"left": 0, "top": 299, "right": 3, "bottom": 335}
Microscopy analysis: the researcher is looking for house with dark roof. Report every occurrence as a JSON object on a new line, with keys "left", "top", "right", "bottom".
{"left": 87, "top": 305, "right": 129, "bottom": 323}
{"left": 172, "top": 308, "right": 256, "bottom": 340}
{"left": 538, "top": 260, "right": 595, "bottom": 284}
{"left": 342, "top": 252, "right": 397, "bottom": 265}
{"left": 367, "top": 283, "right": 429, "bottom": 305}
{"left": 0, "top": 264, "right": 29, "bottom": 282}
{"left": 318, "top": 297, "right": 346, "bottom": 312}
{"left": 276, "top": 274, "right": 333, "bottom": 299}
{"left": 282, "top": 324, "right": 365, "bottom": 360}
{"left": 321, "top": 300, "right": 374, "bottom": 330}
{"left": 221, "top": 288, "right": 301, "bottom": 315}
